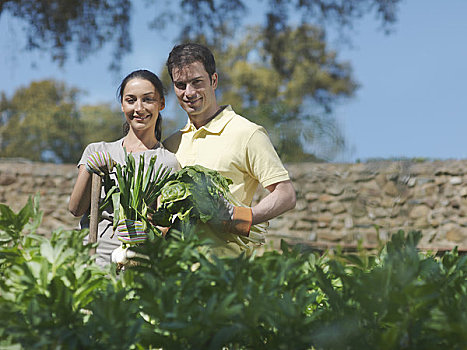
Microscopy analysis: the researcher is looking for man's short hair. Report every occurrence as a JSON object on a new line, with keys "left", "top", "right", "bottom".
{"left": 166, "top": 43, "right": 216, "bottom": 82}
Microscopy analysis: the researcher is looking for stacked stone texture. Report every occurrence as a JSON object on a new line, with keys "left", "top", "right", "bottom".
{"left": 256, "top": 160, "right": 467, "bottom": 252}
{"left": 0, "top": 159, "right": 81, "bottom": 235}
{"left": 1, "top": 159, "right": 467, "bottom": 251}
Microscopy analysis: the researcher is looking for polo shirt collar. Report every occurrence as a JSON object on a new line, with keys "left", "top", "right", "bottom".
{"left": 180, "top": 105, "right": 234, "bottom": 134}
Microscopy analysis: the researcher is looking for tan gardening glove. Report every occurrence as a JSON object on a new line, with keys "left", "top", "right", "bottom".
{"left": 224, "top": 206, "right": 253, "bottom": 237}
{"left": 215, "top": 196, "right": 253, "bottom": 237}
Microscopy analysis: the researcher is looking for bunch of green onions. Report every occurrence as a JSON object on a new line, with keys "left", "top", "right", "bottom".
{"left": 100, "top": 152, "right": 172, "bottom": 240}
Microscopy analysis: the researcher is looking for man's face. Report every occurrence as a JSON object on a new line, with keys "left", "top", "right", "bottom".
{"left": 171, "top": 61, "right": 218, "bottom": 126}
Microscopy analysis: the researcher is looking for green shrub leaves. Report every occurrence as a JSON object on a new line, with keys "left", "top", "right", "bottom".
{"left": 1, "top": 199, "right": 466, "bottom": 349}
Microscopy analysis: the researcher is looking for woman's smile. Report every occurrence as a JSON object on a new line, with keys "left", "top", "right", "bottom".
{"left": 132, "top": 114, "right": 151, "bottom": 121}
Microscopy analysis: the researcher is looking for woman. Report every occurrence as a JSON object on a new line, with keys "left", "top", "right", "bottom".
{"left": 69, "top": 69, "right": 179, "bottom": 267}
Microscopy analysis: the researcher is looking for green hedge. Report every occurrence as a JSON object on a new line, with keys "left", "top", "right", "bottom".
{"left": 1, "top": 198, "right": 466, "bottom": 349}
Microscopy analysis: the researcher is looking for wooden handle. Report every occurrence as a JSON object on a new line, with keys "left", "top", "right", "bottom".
{"left": 89, "top": 173, "right": 101, "bottom": 255}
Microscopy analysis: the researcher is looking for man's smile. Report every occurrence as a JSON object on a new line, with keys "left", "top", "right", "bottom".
{"left": 185, "top": 97, "right": 201, "bottom": 105}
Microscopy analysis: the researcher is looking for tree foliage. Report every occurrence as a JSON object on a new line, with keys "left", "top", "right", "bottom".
{"left": 1, "top": 0, "right": 403, "bottom": 161}
{"left": 1, "top": 0, "right": 131, "bottom": 70}
{"left": 209, "top": 24, "right": 357, "bottom": 161}
{"left": 0, "top": 80, "right": 83, "bottom": 162}
{"left": 79, "top": 104, "right": 124, "bottom": 147}
{"left": 0, "top": 81, "right": 126, "bottom": 164}
{"left": 1, "top": 0, "right": 402, "bottom": 70}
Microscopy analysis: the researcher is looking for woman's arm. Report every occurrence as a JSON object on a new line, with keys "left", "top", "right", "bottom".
{"left": 69, "top": 165, "right": 93, "bottom": 217}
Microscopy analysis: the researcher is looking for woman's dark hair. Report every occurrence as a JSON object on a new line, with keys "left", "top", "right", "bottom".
{"left": 117, "top": 69, "right": 165, "bottom": 141}
{"left": 166, "top": 43, "right": 216, "bottom": 82}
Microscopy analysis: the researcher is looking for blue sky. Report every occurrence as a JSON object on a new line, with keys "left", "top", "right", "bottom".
{"left": 1, "top": 0, "right": 466, "bottom": 162}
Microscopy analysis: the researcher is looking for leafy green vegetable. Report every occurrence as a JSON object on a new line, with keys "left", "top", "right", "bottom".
{"left": 0, "top": 195, "right": 42, "bottom": 246}
{"left": 101, "top": 158, "right": 266, "bottom": 247}
{"left": 100, "top": 151, "right": 172, "bottom": 240}
{"left": 152, "top": 165, "right": 233, "bottom": 227}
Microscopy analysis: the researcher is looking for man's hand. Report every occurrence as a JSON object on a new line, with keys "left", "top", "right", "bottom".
{"left": 85, "top": 151, "right": 116, "bottom": 176}
{"left": 216, "top": 196, "right": 253, "bottom": 237}
{"left": 224, "top": 206, "right": 253, "bottom": 237}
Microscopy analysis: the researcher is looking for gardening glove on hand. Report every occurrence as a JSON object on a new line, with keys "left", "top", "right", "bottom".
{"left": 111, "top": 245, "right": 131, "bottom": 265}
{"left": 219, "top": 196, "right": 253, "bottom": 237}
{"left": 115, "top": 219, "right": 148, "bottom": 244}
{"left": 225, "top": 206, "right": 253, "bottom": 237}
{"left": 85, "top": 151, "right": 116, "bottom": 176}
{"left": 111, "top": 245, "right": 148, "bottom": 265}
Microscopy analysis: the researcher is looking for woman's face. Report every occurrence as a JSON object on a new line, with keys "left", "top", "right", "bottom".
{"left": 121, "top": 78, "right": 165, "bottom": 134}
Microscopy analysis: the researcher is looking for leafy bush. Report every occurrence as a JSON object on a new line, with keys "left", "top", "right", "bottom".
{"left": 0, "top": 198, "right": 466, "bottom": 349}
{"left": 308, "top": 231, "right": 467, "bottom": 350}
{"left": 0, "top": 197, "right": 133, "bottom": 349}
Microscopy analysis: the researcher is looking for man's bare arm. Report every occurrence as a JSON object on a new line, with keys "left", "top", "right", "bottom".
{"left": 251, "top": 180, "right": 296, "bottom": 225}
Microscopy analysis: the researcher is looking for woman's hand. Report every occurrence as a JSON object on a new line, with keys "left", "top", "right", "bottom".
{"left": 85, "top": 151, "right": 116, "bottom": 176}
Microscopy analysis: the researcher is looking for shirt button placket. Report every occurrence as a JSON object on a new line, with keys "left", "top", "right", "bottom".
{"left": 193, "top": 129, "right": 201, "bottom": 163}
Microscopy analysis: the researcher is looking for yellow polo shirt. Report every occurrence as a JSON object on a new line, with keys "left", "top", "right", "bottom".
{"left": 164, "top": 105, "right": 290, "bottom": 205}
{"left": 164, "top": 105, "right": 290, "bottom": 255}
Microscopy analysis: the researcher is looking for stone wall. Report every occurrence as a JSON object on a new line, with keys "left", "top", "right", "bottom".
{"left": 262, "top": 160, "right": 467, "bottom": 252}
{"left": 1, "top": 158, "right": 467, "bottom": 252}
{"left": 0, "top": 159, "right": 81, "bottom": 235}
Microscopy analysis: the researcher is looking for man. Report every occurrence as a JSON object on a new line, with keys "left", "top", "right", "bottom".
{"left": 164, "top": 43, "right": 296, "bottom": 255}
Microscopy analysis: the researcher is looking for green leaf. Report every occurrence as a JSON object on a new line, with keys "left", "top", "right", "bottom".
{"left": 112, "top": 192, "right": 122, "bottom": 226}
{"left": 100, "top": 184, "right": 119, "bottom": 211}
